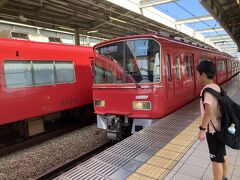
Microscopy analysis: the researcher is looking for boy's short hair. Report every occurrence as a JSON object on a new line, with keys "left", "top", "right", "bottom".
{"left": 197, "top": 60, "right": 216, "bottom": 79}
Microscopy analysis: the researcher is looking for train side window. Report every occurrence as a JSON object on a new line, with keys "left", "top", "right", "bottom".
{"left": 185, "top": 56, "right": 190, "bottom": 78}
{"left": 4, "top": 60, "right": 33, "bottom": 88}
{"left": 165, "top": 54, "right": 171, "bottom": 81}
{"left": 189, "top": 55, "right": 194, "bottom": 76}
{"left": 33, "top": 61, "right": 55, "bottom": 85}
{"left": 218, "top": 61, "right": 225, "bottom": 72}
{"left": 55, "top": 61, "right": 75, "bottom": 83}
{"left": 228, "top": 61, "right": 231, "bottom": 71}
{"left": 175, "top": 56, "right": 181, "bottom": 80}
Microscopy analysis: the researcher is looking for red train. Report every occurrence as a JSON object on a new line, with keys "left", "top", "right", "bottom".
{"left": 92, "top": 34, "right": 240, "bottom": 140}
{"left": 0, "top": 38, "right": 93, "bottom": 136}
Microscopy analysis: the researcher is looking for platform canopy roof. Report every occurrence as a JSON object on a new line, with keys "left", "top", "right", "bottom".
{"left": 201, "top": 0, "right": 240, "bottom": 52}
{"left": 138, "top": 0, "right": 239, "bottom": 56}
{"left": 0, "top": 0, "right": 238, "bottom": 56}
{"left": 0, "top": 0, "right": 187, "bottom": 39}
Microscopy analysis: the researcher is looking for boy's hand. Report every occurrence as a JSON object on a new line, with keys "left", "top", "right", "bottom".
{"left": 198, "top": 130, "right": 206, "bottom": 142}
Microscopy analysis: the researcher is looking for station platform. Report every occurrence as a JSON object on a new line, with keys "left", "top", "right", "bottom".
{"left": 55, "top": 75, "right": 240, "bottom": 180}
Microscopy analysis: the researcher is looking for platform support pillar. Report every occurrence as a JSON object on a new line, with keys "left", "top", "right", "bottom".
{"left": 75, "top": 28, "right": 80, "bottom": 45}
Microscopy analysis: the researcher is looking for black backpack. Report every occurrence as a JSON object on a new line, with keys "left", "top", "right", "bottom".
{"left": 202, "top": 87, "right": 240, "bottom": 150}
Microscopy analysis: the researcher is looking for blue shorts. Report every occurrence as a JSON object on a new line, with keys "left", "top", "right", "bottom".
{"left": 206, "top": 132, "right": 226, "bottom": 163}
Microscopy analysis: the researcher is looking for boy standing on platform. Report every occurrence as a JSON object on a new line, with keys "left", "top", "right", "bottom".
{"left": 197, "top": 60, "right": 229, "bottom": 180}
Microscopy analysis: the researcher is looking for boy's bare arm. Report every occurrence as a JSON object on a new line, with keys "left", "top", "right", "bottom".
{"left": 201, "top": 103, "right": 212, "bottom": 128}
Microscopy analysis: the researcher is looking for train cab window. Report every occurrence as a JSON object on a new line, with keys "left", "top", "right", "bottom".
{"left": 94, "top": 65, "right": 114, "bottom": 84}
{"left": 95, "top": 65, "right": 104, "bottom": 83}
{"left": 175, "top": 57, "right": 181, "bottom": 80}
{"left": 4, "top": 60, "right": 33, "bottom": 88}
{"left": 165, "top": 54, "right": 171, "bottom": 81}
{"left": 55, "top": 61, "right": 75, "bottom": 83}
{"left": 96, "top": 39, "right": 160, "bottom": 84}
{"left": 33, "top": 61, "right": 55, "bottom": 85}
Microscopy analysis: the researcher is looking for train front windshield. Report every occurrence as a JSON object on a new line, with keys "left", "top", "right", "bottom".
{"left": 94, "top": 39, "right": 160, "bottom": 84}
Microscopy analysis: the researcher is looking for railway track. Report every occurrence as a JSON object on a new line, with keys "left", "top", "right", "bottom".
{"left": 36, "top": 141, "right": 115, "bottom": 180}
{"left": 0, "top": 118, "right": 95, "bottom": 157}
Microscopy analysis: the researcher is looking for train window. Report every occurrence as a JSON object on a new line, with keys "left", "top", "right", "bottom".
{"left": 4, "top": 60, "right": 33, "bottom": 88}
{"left": 189, "top": 56, "right": 194, "bottom": 76}
{"left": 218, "top": 61, "right": 225, "bottom": 72}
{"left": 96, "top": 39, "right": 160, "bottom": 84}
{"left": 94, "top": 65, "right": 104, "bottom": 84}
{"left": 185, "top": 56, "right": 190, "bottom": 78}
{"left": 55, "top": 61, "right": 75, "bottom": 83}
{"left": 125, "top": 39, "right": 160, "bottom": 83}
{"left": 165, "top": 54, "right": 171, "bottom": 81}
{"left": 33, "top": 61, "right": 55, "bottom": 85}
{"left": 175, "top": 57, "right": 181, "bottom": 80}
{"left": 228, "top": 61, "right": 232, "bottom": 71}
{"left": 185, "top": 55, "right": 194, "bottom": 78}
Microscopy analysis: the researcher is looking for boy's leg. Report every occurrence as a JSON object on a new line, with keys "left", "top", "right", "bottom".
{"left": 223, "top": 155, "right": 229, "bottom": 177}
{"left": 206, "top": 133, "right": 227, "bottom": 180}
{"left": 212, "top": 162, "right": 223, "bottom": 180}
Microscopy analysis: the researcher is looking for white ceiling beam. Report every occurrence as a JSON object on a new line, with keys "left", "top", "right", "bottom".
{"left": 210, "top": 39, "right": 233, "bottom": 43}
{"left": 218, "top": 45, "right": 237, "bottom": 48}
{"left": 216, "top": 44, "right": 235, "bottom": 47}
{"left": 205, "top": 35, "right": 229, "bottom": 39}
{"left": 195, "top": 27, "right": 224, "bottom": 33}
{"left": 221, "top": 48, "right": 237, "bottom": 52}
{"left": 176, "top": 15, "right": 214, "bottom": 24}
{"left": 139, "top": 0, "right": 176, "bottom": 8}
{"left": 222, "top": 47, "right": 238, "bottom": 50}
{"left": 215, "top": 41, "right": 236, "bottom": 45}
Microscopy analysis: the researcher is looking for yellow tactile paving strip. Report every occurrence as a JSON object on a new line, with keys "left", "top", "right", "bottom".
{"left": 127, "top": 118, "right": 201, "bottom": 180}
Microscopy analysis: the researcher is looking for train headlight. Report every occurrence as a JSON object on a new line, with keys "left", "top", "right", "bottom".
{"left": 132, "top": 101, "right": 151, "bottom": 110}
{"left": 94, "top": 99, "right": 105, "bottom": 107}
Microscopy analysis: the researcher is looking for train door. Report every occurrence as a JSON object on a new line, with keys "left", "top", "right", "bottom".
{"left": 184, "top": 53, "right": 195, "bottom": 99}
{"left": 164, "top": 50, "right": 175, "bottom": 103}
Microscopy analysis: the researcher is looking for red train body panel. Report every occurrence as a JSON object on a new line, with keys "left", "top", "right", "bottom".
{"left": 0, "top": 38, "right": 93, "bottom": 125}
{"left": 92, "top": 34, "right": 240, "bottom": 140}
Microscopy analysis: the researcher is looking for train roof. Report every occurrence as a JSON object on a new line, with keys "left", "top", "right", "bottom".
{"left": 94, "top": 34, "right": 233, "bottom": 58}
{"left": 0, "top": 37, "right": 92, "bottom": 50}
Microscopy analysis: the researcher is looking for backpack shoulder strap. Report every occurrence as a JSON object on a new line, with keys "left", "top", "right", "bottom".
{"left": 202, "top": 87, "right": 222, "bottom": 101}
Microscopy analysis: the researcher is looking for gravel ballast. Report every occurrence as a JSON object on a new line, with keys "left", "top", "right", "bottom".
{"left": 0, "top": 124, "right": 108, "bottom": 180}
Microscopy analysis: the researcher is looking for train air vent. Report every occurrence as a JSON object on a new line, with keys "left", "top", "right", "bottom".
{"left": 11, "top": 32, "right": 29, "bottom": 40}
{"left": 48, "top": 37, "right": 62, "bottom": 43}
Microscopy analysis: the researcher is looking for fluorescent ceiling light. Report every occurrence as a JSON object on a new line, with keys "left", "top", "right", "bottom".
{"left": 58, "top": 26, "right": 74, "bottom": 31}
{"left": 87, "top": 30, "right": 98, "bottom": 33}
{"left": 49, "top": 0, "right": 68, "bottom": 6}
{"left": 109, "top": 17, "right": 127, "bottom": 24}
